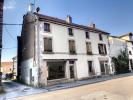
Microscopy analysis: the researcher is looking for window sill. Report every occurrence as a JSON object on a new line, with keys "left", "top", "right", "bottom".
{"left": 69, "top": 53, "right": 77, "bottom": 55}
{"left": 87, "top": 52, "right": 93, "bottom": 55}
{"left": 99, "top": 54, "right": 107, "bottom": 56}
{"left": 43, "top": 52, "right": 54, "bottom": 54}
{"left": 44, "top": 30, "right": 51, "bottom": 33}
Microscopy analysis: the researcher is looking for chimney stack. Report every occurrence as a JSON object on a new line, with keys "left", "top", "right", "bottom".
{"left": 66, "top": 15, "right": 72, "bottom": 23}
{"left": 90, "top": 23, "right": 96, "bottom": 28}
{"left": 28, "top": 3, "right": 34, "bottom": 12}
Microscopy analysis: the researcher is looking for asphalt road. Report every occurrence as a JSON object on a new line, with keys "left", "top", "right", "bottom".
{"left": 12, "top": 75, "right": 133, "bottom": 100}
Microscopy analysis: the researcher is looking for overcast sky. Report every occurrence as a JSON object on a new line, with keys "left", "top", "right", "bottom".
{"left": 2, "top": 0, "right": 133, "bottom": 61}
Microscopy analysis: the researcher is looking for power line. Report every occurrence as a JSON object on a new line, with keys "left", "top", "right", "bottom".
{"left": 4, "top": 26, "right": 16, "bottom": 41}
{"left": 0, "top": 23, "right": 22, "bottom": 26}
{"left": 1, "top": 47, "right": 17, "bottom": 49}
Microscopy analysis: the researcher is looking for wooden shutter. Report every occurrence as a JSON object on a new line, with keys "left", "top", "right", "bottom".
{"left": 44, "top": 38, "right": 52, "bottom": 52}
{"left": 48, "top": 38, "right": 52, "bottom": 52}
{"left": 44, "top": 38, "right": 48, "bottom": 52}
{"left": 86, "top": 42, "right": 92, "bottom": 54}
{"left": 72, "top": 40, "right": 76, "bottom": 53}
{"left": 104, "top": 44, "right": 107, "bottom": 54}
{"left": 69, "top": 40, "right": 76, "bottom": 54}
{"left": 98, "top": 44, "right": 101, "bottom": 54}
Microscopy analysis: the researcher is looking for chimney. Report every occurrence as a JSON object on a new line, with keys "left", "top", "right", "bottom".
{"left": 90, "top": 23, "right": 96, "bottom": 28}
{"left": 66, "top": 15, "right": 72, "bottom": 23}
{"left": 28, "top": 3, "right": 34, "bottom": 12}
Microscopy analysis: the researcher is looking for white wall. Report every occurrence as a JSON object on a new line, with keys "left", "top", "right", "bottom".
{"left": 38, "top": 21, "right": 111, "bottom": 79}
{"left": 109, "top": 37, "right": 127, "bottom": 57}
{"left": 21, "top": 58, "right": 38, "bottom": 86}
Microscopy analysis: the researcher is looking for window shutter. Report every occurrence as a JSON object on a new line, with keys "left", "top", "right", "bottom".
{"left": 48, "top": 38, "right": 52, "bottom": 52}
{"left": 98, "top": 44, "right": 101, "bottom": 54}
{"left": 104, "top": 44, "right": 107, "bottom": 54}
{"left": 44, "top": 38, "right": 52, "bottom": 52}
{"left": 44, "top": 38, "right": 48, "bottom": 52}
{"left": 69, "top": 40, "right": 76, "bottom": 54}
{"left": 72, "top": 41, "right": 75, "bottom": 53}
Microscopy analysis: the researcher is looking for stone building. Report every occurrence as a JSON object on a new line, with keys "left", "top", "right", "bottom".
{"left": 17, "top": 7, "right": 113, "bottom": 87}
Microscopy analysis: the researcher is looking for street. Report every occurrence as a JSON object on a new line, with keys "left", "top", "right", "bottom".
{"left": 11, "top": 75, "right": 133, "bottom": 100}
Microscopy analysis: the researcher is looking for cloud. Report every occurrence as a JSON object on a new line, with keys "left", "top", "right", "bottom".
{"left": 4, "top": 0, "right": 16, "bottom": 10}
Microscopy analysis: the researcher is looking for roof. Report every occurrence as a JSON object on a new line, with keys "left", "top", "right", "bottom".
{"left": 1, "top": 62, "right": 13, "bottom": 68}
{"left": 34, "top": 13, "right": 110, "bottom": 35}
{"left": 119, "top": 32, "right": 132, "bottom": 38}
{"left": 110, "top": 35, "right": 133, "bottom": 43}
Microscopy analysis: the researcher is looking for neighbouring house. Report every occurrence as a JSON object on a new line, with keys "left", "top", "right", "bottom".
{"left": 12, "top": 56, "right": 17, "bottom": 79}
{"left": 1, "top": 62, "right": 13, "bottom": 75}
{"left": 109, "top": 33, "right": 133, "bottom": 72}
{"left": 17, "top": 6, "right": 113, "bottom": 87}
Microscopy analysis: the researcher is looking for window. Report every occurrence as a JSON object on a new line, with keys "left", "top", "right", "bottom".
{"left": 88, "top": 61, "right": 93, "bottom": 73}
{"left": 44, "top": 38, "right": 52, "bottom": 53}
{"left": 68, "top": 28, "right": 73, "bottom": 36}
{"left": 99, "top": 34, "right": 103, "bottom": 41}
{"left": 69, "top": 40, "right": 76, "bottom": 54}
{"left": 86, "top": 42, "right": 92, "bottom": 55}
{"left": 44, "top": 23, "right": 50, "bottom": 32}
{"left": 98, "top": 44, "right": 107, "bottom": 55}
{"left": 129, "top": 51, "right": 132, "bottom": 55}
{"left": 85, "top": 31, "right": 90, "bottom": 39}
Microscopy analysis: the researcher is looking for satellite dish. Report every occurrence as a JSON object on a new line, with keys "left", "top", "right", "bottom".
{"left": 36, "top": 7, "right": 40, "bottom": 13}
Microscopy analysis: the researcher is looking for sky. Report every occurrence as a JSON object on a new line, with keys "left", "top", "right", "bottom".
{"left": 2, "top": 0, "right": 133, "bottom": 61}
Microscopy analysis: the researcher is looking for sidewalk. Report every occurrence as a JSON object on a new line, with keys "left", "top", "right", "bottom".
{"left": 0, "top": 73, "right": 133, "bottom": 100}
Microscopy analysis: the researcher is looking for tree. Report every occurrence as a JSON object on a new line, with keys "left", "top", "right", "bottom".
{"left": 112, "top": 48, "right": 130, "bottom": 74}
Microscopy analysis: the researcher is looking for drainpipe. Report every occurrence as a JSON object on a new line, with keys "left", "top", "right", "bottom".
{"left": 107, "top": 35, "right": 113, "bottom": 75}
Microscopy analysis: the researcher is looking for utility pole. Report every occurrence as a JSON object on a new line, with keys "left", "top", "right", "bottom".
{"left": 0, "top": 0, "right": 4, "bottom": 85}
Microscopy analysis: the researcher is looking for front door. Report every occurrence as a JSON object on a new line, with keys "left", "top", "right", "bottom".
{"left": 88, "top": 61, "right": 95, "bottom": 76}
{"left": 104, "top": 63, "right": 110, "bottom": 75}
{"left": 69, "top": 60, "right": 75, "bottom": 79}
{"left": 100, "top": 61, "right": 110, "bottom": 75}
{"left": 100, "top": 61, "right": 105, "bottom": 75}
{"left": 70, "top": 65, "right": 74, "bottom": 78}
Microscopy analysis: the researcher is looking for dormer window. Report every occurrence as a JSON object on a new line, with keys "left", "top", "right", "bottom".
{"left": 68, "top": 28, "right": 73, "bottom": 36}
{"left": 44, "top": 23, "right": 50, "bottom": 32}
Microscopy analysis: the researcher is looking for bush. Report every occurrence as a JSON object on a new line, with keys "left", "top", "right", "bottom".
{"left": 112, "top": 48, "right": 130, "bottom": 74}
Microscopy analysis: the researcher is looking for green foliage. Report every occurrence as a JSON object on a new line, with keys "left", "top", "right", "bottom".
{"left": 112, "top": 48, "right": 130, "bottom": 74}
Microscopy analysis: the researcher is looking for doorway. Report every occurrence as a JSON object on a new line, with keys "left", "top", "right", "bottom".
{"left": 100, "top": 61, "right": 110, "bottom": 75}
{"left": 69, "top": 60, "right": 75, "bottom": 79}
{"left": 88, "top": 61, "right": 95, "bottom": 76}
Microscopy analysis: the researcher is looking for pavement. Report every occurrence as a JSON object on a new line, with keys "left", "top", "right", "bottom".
{"left": 0, "top": 73, "right": 133, "bottom": 100}
{"left": 12, "top": 75, "right": 133, "bottom": 100}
